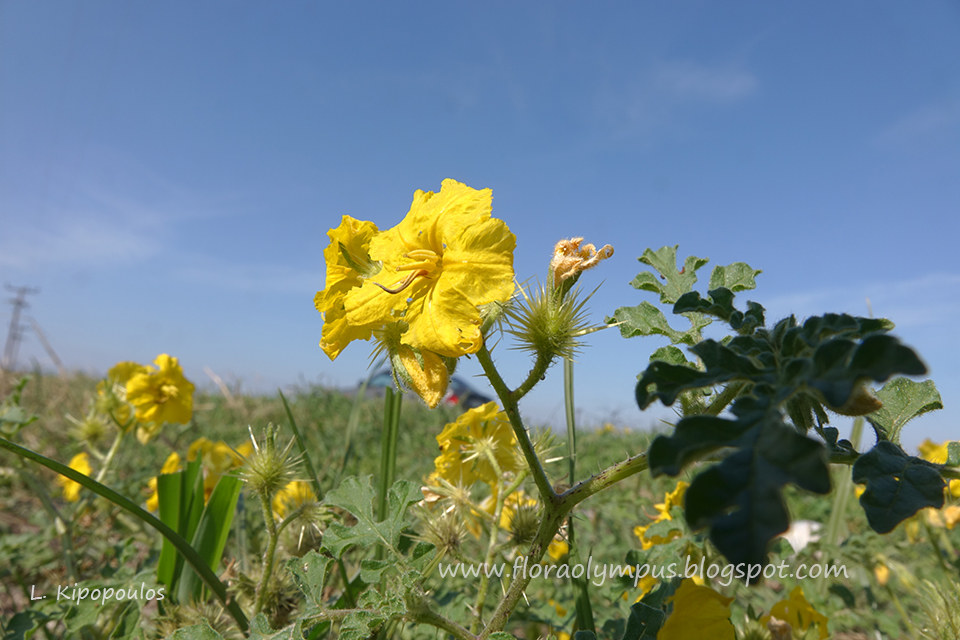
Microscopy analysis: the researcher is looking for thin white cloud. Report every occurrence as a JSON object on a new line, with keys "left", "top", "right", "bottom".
{"left": 876, "top": 98, "right": 960, "bottom": 145}
{"left": 654, "top": 61, "right": 758, "bottom": 104}
{"left": 596, "top": 59, "right": 758, "bottom": 139}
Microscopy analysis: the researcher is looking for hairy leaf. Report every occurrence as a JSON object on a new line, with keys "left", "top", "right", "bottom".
{"left": 852, "top": 441, "right": 945, "bottom": 533}
{"left": 868, "top": 378, "right": 943, "bottom": 444}
{"left": 322, "top": 476, "right": 420, "bottom": 559}
{"left": 709, "top": 262, "right": 762, "bottom": 292}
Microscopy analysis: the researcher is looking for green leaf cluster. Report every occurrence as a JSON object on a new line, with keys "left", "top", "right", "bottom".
{"left": 613, "top": 246, "right": 949, "bottom": 568}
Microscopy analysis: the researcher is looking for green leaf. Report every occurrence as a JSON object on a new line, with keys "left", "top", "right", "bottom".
{"left": 178, "top": 474, "right": 243, "bottom": 602}
{"left": 287, "top": 551, "right": 332, "bottom": 609}
{"left": 609, "top": 301, "right": 695, "bottom": 345}
{"left": 947, "top": 442, "right": 960, "bottom": 467}
{"left": 634, "top": 246, "right": 709, "bottom": 304}
{"left": 649, "top": 346, "right": 695, "bottom": 368}
{"left": 488, "top": 633, "right": 518, "bottom": 640}
{"left": 680, "top": 422, "right": 830, "bottom": 566}
{"left": 3, "top": 610, "right": 50, "bottom": 640}
{"left": 171, "top": 622, "right": 225, "bottom": 640}
{"left": 338, "top": 586, "right": 405, "bottom": 640}
{"left": 867, "top": 378, "right": 943, "bottom": 444}
{"left": 321, "top": 476, "right": 421, "bottom": 559}
{"left": 852, "top": 441, "right": 945, "bottom": 533}
{"left": 248, "top": 614, "right": 304, "bottom": 639}
{"left": 709, "top": 262, "right": 762, "bottom": 292}
{"left": 574, "top": 632, "right": 599, "bottom": 640}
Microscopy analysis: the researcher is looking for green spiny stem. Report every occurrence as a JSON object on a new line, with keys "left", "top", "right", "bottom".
{"left": 94, "top": 429, "right": 124, "bottom": 484}
{"left": 473, "top": 450, "right": 508, "bottom": 632}
{"left": 560, "top": 452, "right": 649, "bottom": 511}
{"left": 564, "top": 357, "right": 594, "bottom": 632}
{"left": 511, "top": 350, "right": 553, "bottom": 403}
{"left": 255, "top": 487, "right": 280, "bottom": 615}
{"left": 476, "top": 342, "right": 557, "bottom": 504}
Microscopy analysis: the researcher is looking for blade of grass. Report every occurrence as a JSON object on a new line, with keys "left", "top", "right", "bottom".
{"left": 279, "top": 389, "right": 324, "bottom": 500}
{"left": 564, "top": 357, "right": 595, "bottom": 634}
{"left": 178, "top": 474, "right": 243, "bottom": 602}
{"left": 376, "top": 387, "right": 402, "bottom": 562}
{"left": 0, "top": 436, "right": 249, "bottom": 633}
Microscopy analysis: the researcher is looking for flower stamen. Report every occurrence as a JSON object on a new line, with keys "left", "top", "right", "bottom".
{"left": 375, "top": 269, "right": 427, "bottom": 294}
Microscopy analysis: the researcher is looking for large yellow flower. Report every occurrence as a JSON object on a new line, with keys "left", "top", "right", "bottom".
{"left": 58, "top": 452, "right": 92, "bottom": 502}
{"left": 343, "top": 179, "right": 515, "bottom": 358}
{"left": 433, "top": 402, "right": 520, "bottom": 487}
{"left": 95, "top": 361, "right": 148, "bottom": 427}
{"left": 126, "top": 354, "right": 195, "bottom": 443}
{"left": 657, "top": 579, "right": 735, "bottom": 640}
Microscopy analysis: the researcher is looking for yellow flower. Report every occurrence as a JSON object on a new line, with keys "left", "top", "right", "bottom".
{"left": 96, "top": 361, "right": 148, "bottom": 427}
{"left": 342, "top": 179, "right": 516, "bottom": 358}
{"left": 547, "top": 537, "right": 569, "bottom": 562}
{"left": 58, "top": 452, "right": 92, "bottom": 502}
{"left": 634, "top": 481, "right": 688, "bottom": 549}
{"left": 943, "top": 505, "right": 960, "bottom": 529}
{"left": 918, "top": 438, "right": 953, "bottom": 464}
{"left": 126, "top": 354, "right": 195, "bottom": 443}
{"left": 146, "top": 452, "right": 183, "bottom": 511}
{"left": 874, "top": 564, "right": 890, "bottom": 586}
{"left": 273, "top": 480, "right": 316, "bottom": 518}
{"left": 433, "top": 402, "right": 520, "bottom": 487}
{"left": 657, "top": 579, "right": 735, "bottom": 640}
{"left": 761, "top": 586, "right": 829, "bottom": 640}
{"left": 188, "top": 438, "right": 247, "bottom": 500}
{"left": 315, "top": 215, "right": 381, "bottom": 359}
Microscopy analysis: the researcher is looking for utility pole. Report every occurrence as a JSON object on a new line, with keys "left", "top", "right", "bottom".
{"left": 2, "top": 285, "right": 40, "bottom": 372}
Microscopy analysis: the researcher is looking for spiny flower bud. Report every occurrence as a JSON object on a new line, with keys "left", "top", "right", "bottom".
{"left": 238, "top": 424, "right": 300, "bottom": 499}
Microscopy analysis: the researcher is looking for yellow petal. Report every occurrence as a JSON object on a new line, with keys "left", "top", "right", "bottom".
{"left": 658, "top": 579, "right": 735, "bottom": 640}
{"left": 397, "top": 345, "right": 449, "bottom": 408}
{"left": 58, "top": 452, "right": 92, "bottom": 502}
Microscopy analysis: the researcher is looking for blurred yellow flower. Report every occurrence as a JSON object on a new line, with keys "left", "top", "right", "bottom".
{"left": 273, "top": 480, "right": 317, "bottom": 518}
{"left": 433, "top": 402, "right": 520, "bottom": 487}
{"left": 126, "top": 354, "right": 195, "bottom": 443}
{"left": 188, "top": 437, "right": 248, "bottom": 500}
{"left": 943, "top": 505, "right": 960, "bottom": 529}
{"left": 874, "top": 564, "right": 890, "bottom": 586}
{"left": 342, "top": 179, "right": 516, "bottom": 358}
{"left": 657, "top": 579, "right": 734, "bottom": 640}
{"left": 761, "top": 586, "right": 829, "bottom": 640}
{"left": 146, "top": 452, "right": 183, "bottom": 512}
{"left": 58, "top": 452, "right": 92, "bottom": 502}
{"left": 634, "top": 481, "right": 688, "bottom": 549}
{"left": 547, "top": 537, "right": 569, "bottom": 562}
{"left": 95, "top": 361, "right": 148, "bottom": 427}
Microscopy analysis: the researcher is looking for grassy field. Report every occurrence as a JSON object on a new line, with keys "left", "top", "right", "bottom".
{"left": 1, "top": 370, "right": 958, "bottom": 639}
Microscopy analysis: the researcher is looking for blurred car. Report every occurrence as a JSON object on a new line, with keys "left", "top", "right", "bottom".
{"left": 362, "top": 367, "right": 492, "bottom": 409}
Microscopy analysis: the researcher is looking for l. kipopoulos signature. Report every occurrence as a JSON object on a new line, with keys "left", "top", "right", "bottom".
{"left": 30, "top": 582, "right": 165, "bottom": 606}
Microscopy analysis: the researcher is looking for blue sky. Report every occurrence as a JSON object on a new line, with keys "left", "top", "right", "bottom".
{"left": 2, "top": 3, "right": 958, "bottom": 449}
